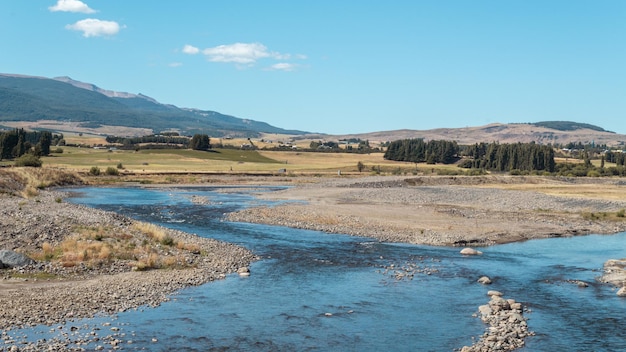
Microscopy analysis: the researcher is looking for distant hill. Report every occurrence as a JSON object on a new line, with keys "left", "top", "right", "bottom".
{"left": 327, "top": 122, "right": 626, "bottom": 147}
{"left": 530, "top": 121, "right": 612, "bottom": 133}
{"left": 0, "top": 73, "right": 308, "bottom": 137}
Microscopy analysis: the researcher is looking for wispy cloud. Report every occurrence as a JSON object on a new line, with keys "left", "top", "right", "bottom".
{"left": 183, "top": 42, "right": 306, "bottom": 70}
{"left": 182, "top": 44, "right": 200, "bottom": 55}
{"left": 49, "top": 0, "right": 96, "bottom": 14}
{"left": 66, "top": 18, "right": 123, "bottom": 37}
{"left": 202, "top": 43, "right": 273, "bottom": 64}
{"left": 169, "top": 62, "right": 183, "bottom": 68}
{"left": 267, "top": 63, "right": 298, "bottom": 72}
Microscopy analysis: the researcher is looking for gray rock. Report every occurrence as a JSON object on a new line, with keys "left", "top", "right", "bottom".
{"left": 0, "top": 250, "right": 35, "bottom": 268}
{"left": 617, "top": 287, "right": 626, "bottom": 297}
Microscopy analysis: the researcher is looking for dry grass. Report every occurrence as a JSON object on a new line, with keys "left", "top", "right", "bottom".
{"left": 0, "top": 168, "right": 83, "bottom": 197}
{"left": 486, "top": 182, "right": 626, "bottom": 202}
{"left": 28, "top": 223, "right": 197, "bottom": 272}
{"left": 132, "top": 222, "right": 176, "bottom": 246}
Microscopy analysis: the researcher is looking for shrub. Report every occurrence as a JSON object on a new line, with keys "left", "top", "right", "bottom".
{"left": 161, "top": 235, "right": 176, "bottom": 246}
{"left": 105, "top": 166, "right": 119, "bottom": 176}
{"left": 89, "top": 166, "right": 101, "bottom": 176}
{"left": 587, "top": 170, "right": 601, "bottom": 177}
{"left": 117, "top": 163, "right": 124, "bottom": 169}
{"left": 617, "top": 209, "right": 625, "bottom": 218}
{"left": 14, "top": 154, "right": 42, "bottom": 167}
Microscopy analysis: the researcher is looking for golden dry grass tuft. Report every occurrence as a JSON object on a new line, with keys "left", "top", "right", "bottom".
{"left": 0, "top": 167, "right": 83, "bottom": 197}
{"left": 28, "top": 223, "right": 200, "bottom": 271}
{"left": 132, "top": 222, "right": 176, "bottom": 246}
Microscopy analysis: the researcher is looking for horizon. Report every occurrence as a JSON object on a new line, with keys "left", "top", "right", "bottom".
{"left": 1, "top": 1, "right": 625, "bottom": 135}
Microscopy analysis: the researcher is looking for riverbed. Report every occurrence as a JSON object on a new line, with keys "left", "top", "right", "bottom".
{"left": 6, "top": 185, "right": 626, "bottom": 351}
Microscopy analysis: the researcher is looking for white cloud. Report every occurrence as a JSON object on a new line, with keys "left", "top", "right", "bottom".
{"left": 169, "top": 62, "right": 183, "bottom": 67}
{"left": 182, "top": 44, "right": 200, "bottom": 55}
{"left": 65, "top": 18, "right": 122, "bottom": 37}
{"left": 201, "top": 42, "right": 274, "bottom": 64}
{"left": 184, "top": 42, "right": 306, "bottom": 70}
{"left": 49, "top": 0, "right": 96, "bottom": 14}
{"left": 268, "top": 63, "right": 297, "bottom": 71}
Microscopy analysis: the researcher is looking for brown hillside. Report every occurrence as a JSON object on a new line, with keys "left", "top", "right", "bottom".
{"left": 328, "top": 123, "right": 626, "bottom": 146}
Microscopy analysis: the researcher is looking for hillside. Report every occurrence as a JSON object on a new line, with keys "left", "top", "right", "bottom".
{"left": 0, "top": 74, "right": 307, "bottom": 137}
{"left": 327, "top": 122, "right": 626, "bottom": 147}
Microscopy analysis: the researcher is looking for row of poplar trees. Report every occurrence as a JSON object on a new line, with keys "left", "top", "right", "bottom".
{"left": 464, "top": 142, "right": 556, "bottom": 172}
{"left": 0, "top": 129, "right": 52, "bottom": 160}
{"left": 384, "top": 138, "right": 556, "bottom": 172}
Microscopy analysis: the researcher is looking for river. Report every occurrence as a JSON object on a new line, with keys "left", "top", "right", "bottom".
{"left": 12, "top": 186, "right": 626, "bottom": 351}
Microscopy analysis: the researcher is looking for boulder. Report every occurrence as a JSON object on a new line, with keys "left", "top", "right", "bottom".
{"left": 237, "top": 267, "right": 250, "bottom": 276}
{"left": 617, "top": 287, "right": 626, "bottom": 297}
{"left": 478, "top": 276, "right": 492, "bottom": 285}
{"left": 0, "top": 250, "right": 35, "bottom": 268}
{"left": 460, "top": 248, "right": 483, "bottom": 256}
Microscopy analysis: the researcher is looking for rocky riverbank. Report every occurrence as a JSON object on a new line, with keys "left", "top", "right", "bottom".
{"left": 599, "top": 258, "right": 626, "bottom": 296}
{"left": 226, "top": 175, "right": 626, "bottom": 246}
{"left": 0, "top": 189, "right": 257, "bottom": 350}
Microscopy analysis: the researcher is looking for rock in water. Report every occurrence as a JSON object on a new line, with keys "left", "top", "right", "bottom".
{"left": 478, "top": 276, "right": 492, "bottom": 285}
{"left": 0, "top": 250, "right": 35, "bottom": 268}
{"left": 460, "top": 248, "right": 483, "bottom": 256}
{"left": 617, "top": 287, "right": 626, "bottom": 297}
{"left": 237, "top": 267, "right": 250, "bottom": 276}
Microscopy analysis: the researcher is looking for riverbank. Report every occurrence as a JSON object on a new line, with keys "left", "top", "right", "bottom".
{"left": 0, "top": 189, "right": 256, "bottom": 349}
{"left": 226, "top": 175, "right": 626, "bottom": 246}
{"left": 2, "top": 172, "right": 626, "bottom": 349}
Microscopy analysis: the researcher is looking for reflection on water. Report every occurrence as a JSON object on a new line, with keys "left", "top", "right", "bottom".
{"left": 10, "top": 186, "right": 626, "bottom": 351}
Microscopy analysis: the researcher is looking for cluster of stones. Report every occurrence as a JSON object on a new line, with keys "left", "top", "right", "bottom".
{"left": 378, "top": 260, "right": 440, "bottom": 282}
{"left": 2, "top": 321, "right": 161, "bottom": 351}
{"left": 460, "top": 291, "right": 534, "bottom": 352}
{"left": 599, "top": 258, "right": 626, "bottom": 297}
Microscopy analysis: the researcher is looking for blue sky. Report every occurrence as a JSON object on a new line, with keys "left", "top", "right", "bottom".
{"left": 1, "top": 1, "right": 625, "bottom": 135}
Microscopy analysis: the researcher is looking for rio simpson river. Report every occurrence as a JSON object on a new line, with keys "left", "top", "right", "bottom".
{"left": 14, "top": 186, "right": 626, "bottom": 351}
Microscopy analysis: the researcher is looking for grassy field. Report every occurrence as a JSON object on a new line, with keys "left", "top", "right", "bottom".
{"left": 41, "top": 146, "right": 422, "bottom": 176}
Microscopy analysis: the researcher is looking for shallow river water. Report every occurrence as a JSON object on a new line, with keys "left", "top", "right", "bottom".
{"left": 12, "top": 186, "right": 626, "bottom": 351}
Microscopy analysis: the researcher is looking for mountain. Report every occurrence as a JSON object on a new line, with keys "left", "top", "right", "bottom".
{"left": 326, "top": 122, "right": 626, "bottom": 147}
{"left": 0, "top": 73, "right": 308, "bottom": 137}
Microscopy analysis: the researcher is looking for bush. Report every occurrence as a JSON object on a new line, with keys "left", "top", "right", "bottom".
{"left": 105, "top": 166, "right": 119, "bottom": 176}
{"left": 117, "top": 163, "right": 124, "bottom": 169}
{"left": 587, "top": 170, "right": 601, "bottom": 177}
{"left": 15, "top": 154, "right": 42, "bottom": 167}
{"left": 617, "top": 209, "right": 625, "bottom": 218}
{"left": 89, "top": 166, "right": 101, "bottom": 176}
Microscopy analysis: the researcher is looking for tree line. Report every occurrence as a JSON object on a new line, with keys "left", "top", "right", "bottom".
{"left": 460, "top": 142, "right": 556, "bottom": 172}
{"left": 105, "top": 134, "right": 191, "bottom": 147}
{"left": 605, "top": 151, "right": 626, "bottom": 166}
{"left": 104, "top": 134, "right": 212, "bottom": 151}
{"left": 384, "top": 139, "right": 459, "bottom": 164}
{"left": 0, "top": 129, "right": 55, "bottom": 160}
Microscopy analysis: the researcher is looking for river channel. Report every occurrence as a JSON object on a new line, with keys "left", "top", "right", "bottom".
{"left": 16, "top": 186, "right": 626, "bottom": 351}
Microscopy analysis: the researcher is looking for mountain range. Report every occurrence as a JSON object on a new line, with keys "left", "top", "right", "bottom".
{"left": 0, "top": 73, "right": 307, "bottom": 137}
{"left": 1, "top": 73, "right": 625, "bottom": 147}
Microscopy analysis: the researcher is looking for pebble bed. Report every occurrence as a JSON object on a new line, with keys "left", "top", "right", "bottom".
{"left": 227, "top": 176, "right": 626, "bottom": 246}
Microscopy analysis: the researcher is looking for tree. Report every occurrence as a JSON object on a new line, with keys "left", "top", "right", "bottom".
{"left": 190, "top": 134, "right": 211, "bottom": 150}
{"left": 357, "top": 161, "right": 365, "bottom": 173}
